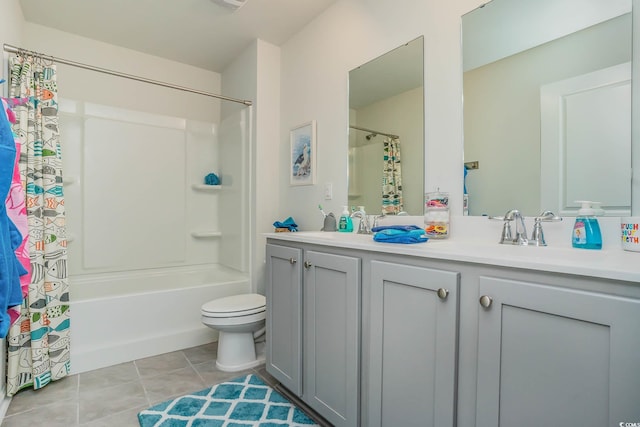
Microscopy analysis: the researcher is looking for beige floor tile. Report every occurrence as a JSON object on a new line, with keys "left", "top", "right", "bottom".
{"left": 2, "top": 399, "right": 78, "bottom": 427}
{"left": 78, "top": 380, "right": 148, "bottom": 424}
{"left": 79, "top": 361, "right": 139, "bottom": 393}
{"left": 192, "top": 361, "right": 254, "bottom": 386}
{"left": 2, "top": 345, "right": 276, "bottom": 426}
{"left": 6, "top": 375, "right": 78, "bottom": 416}
{"left": 135, "top": 350, "right": 190, "bottom": 378}
{"left": 80, "top": 405, "right": 147, "bottom": 427}
{"left": 142, "top": 366, "right": 206, "bottom": 405}
{"left": 182, "top": 342, "right": 217, "bottom": 365}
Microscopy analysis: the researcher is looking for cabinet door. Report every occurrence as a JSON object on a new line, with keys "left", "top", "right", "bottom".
{"left": 265, "top": 244, "right": 303, "bottom": 396}
{"left": 476, "top": 276, "right": 640, "bottom": 427}
{"left": 368, "top": 261, "right": 460, "bottom": 427}
{"left": 304, "top": 250, "right": 360, "bottom": 427}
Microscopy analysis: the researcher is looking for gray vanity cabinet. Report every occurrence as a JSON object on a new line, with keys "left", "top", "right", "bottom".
{"left": 475, "top": 276, "right": 640, "bottom": 427}
{"left": 303, "top": 249, "right": 360, "bottom": 427}
{"left": 367, "top": 260, "right": 460, "bottom": 427}
{"left": 265, "top": 242, "right": 360, "bottom": 427}
{"left": 265, "top": 243, "right": 303, "bottom": 395}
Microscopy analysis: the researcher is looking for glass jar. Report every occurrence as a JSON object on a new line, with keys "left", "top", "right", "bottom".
{"left": 424, "top": 191, "right": 449, "bottom": 239}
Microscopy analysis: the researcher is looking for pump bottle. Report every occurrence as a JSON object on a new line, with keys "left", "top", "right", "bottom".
{"left": 572, "top": 201, "right": 602, "bottom": 250}
{"left": 338, "top": 206, "right": 353, "bottom": 232}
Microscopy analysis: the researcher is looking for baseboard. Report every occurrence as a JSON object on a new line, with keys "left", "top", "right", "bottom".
{"left": 70, "top": 327, "right": 219, "bottom": 375}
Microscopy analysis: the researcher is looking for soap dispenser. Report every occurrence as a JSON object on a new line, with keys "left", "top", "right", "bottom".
{"left": 572, "top": 201, "right": 602, "bottom": 250}
{"left": 338, "top": 206, "right": 353, "bottom": 232}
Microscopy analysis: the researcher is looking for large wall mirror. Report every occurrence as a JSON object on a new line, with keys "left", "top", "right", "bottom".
{"left": 348, "top": 36, "right": 424, "bottom": 216}
{"left": 462, "top": 0, "right": 633, "bottom": 217}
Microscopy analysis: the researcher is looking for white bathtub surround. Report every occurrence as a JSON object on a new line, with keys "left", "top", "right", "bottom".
{"left": 56, "top": 95, "right": 253, "bottom": 375}
{"left": 70, "top": 264, "right": 250, "bottom": 374}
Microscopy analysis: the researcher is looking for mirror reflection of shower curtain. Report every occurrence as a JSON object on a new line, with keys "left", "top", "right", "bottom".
{"left": 382, "top": 137, "right": 403, "bottom": 214}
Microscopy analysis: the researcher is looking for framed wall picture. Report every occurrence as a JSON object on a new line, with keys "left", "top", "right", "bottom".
{"left": 290, "top": 120, "right": 316, "bottom": 186}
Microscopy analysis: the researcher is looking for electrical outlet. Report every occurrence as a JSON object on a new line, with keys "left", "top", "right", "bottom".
{"left": 324, "top": 183, "right": 333, "bottom": 200}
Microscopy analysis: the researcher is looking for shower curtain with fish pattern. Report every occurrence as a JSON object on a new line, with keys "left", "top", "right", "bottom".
{"left": 381, "top": 137, "right": 404, "bottom": 214}
{"left": 6, "top": 55, "right": 71, "bottom": 396}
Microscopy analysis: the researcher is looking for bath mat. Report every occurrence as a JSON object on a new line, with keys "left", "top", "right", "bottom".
{"left": 138, "top": 373, "right": 319, "bottom": 427}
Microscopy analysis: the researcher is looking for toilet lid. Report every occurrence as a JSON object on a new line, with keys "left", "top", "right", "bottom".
{"left": 202, "top": 293, "right": 266, "bottom": 316}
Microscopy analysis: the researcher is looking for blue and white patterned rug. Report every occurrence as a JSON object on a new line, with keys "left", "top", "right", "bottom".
{"left": 138, "top": 374, "right": 319, "bottom": 427}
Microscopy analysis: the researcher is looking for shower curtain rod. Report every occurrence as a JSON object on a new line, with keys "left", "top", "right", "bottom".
{"left": 3, "top": 43, "right": 253, "bottom": 106}
{"left": 349, "top": 125, "right": 399, "bottom": 140}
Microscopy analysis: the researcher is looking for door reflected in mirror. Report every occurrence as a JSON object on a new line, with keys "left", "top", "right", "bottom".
{"left": 348, "top": 36, "right": 424, "bottom": 216}
{"left": 462, "top": 0, "right": 632, "bottom": 217}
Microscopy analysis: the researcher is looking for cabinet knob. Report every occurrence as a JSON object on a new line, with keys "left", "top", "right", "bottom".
{"left": 479, "top": 295, "right": 493, "bottom": 308}
{"left": 304, "top": 261, "right": 313, "bottom": 269}
{"left": 437, "top": 288, "right": 449, "bottom": 300}
{"left": 289, "top": 258, "right": 297, "bottom": 264}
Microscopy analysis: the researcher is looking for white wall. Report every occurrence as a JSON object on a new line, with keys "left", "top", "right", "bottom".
{"left": 0, "top": 0, "right": 24, "bottom": 78}
{"left": 22, "top": 24, "right": 221, "bottom": 121}
{"left": 278, "top": 0, "right": 484, "bottom": 233}
{"left": 222, "top": 39, "right": 281, "bottom": 295}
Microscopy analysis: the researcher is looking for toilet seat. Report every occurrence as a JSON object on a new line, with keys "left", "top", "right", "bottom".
{"left": 201, "top": 294, "right": 266, "bottom": 318}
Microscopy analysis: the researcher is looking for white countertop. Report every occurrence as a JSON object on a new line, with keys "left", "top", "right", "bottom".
{"left": 265, "top": 225, "right": 640, "bottom": 283}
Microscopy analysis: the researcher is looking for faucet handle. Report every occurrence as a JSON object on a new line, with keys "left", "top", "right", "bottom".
{"left": 530, "top": 219, "right": 547, "bottom": 246}
{"left": 535, "top": 211, "right": 563, "bottom": 222}
{"left": 529, "top": 211, "right": 562, "bottom": 246}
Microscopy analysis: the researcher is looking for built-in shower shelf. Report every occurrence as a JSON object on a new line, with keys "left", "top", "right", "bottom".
{"left": 190, "top": 231, "right": 222, "bottom": 238}
{"left": 191, "top": 184, "right": 221, "bottom": 191}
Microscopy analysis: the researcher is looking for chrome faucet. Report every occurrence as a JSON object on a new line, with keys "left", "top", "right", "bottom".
{"left": 372, "top": 213, "right": 386, "bottom": 229}
{"left": 529, "top": 211, "right": 562, "bottom": 246}
{"left": 499, "top": 209, "right": 528, "bottom": 245}
{"left": 350, "top": 210, "right": 371, "bottom": 234}
{"left": 493, "top": 209, "right": 562, "bottom": 246}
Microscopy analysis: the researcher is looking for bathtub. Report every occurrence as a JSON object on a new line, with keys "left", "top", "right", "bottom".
{"left": 69, "top": 264, "right": 250, "bottom": 374}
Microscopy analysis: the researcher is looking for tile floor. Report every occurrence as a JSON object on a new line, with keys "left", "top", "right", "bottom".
{"left": 1, "top": 342, "right": 279, "bottom": 427}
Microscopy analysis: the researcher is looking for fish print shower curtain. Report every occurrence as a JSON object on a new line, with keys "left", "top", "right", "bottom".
{"left": 6, "top": 55, "right": 71, "bottom": 396}
{"left": 381, "top": 137, "right": 404, "bottom": 214}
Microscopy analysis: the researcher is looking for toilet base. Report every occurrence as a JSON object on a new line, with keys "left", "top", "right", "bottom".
{"left": 215, "top": 330, "right": 265, "bottom": 372}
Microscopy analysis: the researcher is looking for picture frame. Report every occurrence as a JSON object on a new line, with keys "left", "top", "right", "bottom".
{"left": 289, "top": 120, "right": 316, "bottom": 186}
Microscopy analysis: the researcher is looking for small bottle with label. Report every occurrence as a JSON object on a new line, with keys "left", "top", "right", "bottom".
{"left": 572, "top": 201, "right": 602, "bottom": 250}
{"left": 338, "top": 206, "right": 353, "bottom": 232}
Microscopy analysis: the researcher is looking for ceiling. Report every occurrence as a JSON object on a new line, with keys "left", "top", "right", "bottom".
{"left": 18, "top": 0, "right": 338, "bottom": 73}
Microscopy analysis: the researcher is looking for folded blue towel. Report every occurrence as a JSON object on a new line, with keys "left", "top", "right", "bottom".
{"left": 204, "top": 173, "right": 220, "bottom": 185}
{"left": 371, "top": 224, "right": 423, "bottom": 233}
{"left": 273, "top": 216, "right": 298, "bottom": 232}
{"left": 373, "top": 228, "right": 428, "bottom": 244}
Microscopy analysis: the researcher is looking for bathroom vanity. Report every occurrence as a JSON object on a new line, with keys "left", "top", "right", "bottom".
{"left": 265, "top": 230, "right": 640, "bottom": 427}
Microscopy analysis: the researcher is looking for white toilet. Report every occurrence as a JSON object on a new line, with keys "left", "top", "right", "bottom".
{"left": 201, "top": 293, "right": 266, "bottom": 372}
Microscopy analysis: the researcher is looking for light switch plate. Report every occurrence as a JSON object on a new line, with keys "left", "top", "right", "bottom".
{"left": 324, "top": 183, "right": 333, "bottom": 200}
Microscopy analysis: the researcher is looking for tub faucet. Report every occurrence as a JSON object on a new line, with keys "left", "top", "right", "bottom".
{"left": 350, "top": 210, "right": 371, "bottom": 234}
